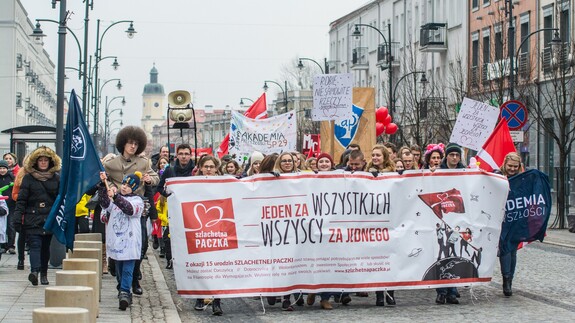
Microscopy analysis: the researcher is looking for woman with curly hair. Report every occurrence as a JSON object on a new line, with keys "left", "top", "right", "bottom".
{"left": 424, "top": 143, "right": 445, "bottom": 171}
{"left": 223, "top": 160, "right": 241, "bottom": 176}
{"left": 367, "top": 144, "right": 395, "bottom": 173}
{"left": 14, "top": 146, "right": 61, "bottom": 286}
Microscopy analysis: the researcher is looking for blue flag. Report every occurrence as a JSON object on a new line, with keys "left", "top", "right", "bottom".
{"left": 44, "top": 90, "right": 104, "bottom": 250}
{"left": 499, "top": 169, "right": 552, "bottom": 254}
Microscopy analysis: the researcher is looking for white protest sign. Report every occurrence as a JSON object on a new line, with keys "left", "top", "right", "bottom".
{"left": 229, "top": 111, "right": 297, "bottom": 163}
{"left": 166, "top": 170, "right": 509, "bottom": 298}
{"left": 312, "top": 73, "right": 353, "bottom": 121}
{"left": 449, "top": 98, "right": 500, "bottom": 150}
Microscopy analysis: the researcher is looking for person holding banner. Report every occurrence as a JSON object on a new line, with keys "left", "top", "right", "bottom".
{"left": 367, "top": 144, "right": 396, "bottom": 175}
{"left": 192, "top": 155, "right": 224, "bottom": 315}
{"left": 14, "top": 146, "right": 61, "bottom": 286}
{"left": 274, "top": 153, "right": 296, "bottom": 174}
{"left": 244, "top": 151, "right": 265, "bottom": 177}
{"left": 344, "top": 150, "right": 366, "bottom": 172}
{"left": 498, "top": 152, "right": 523, "bottom": 297}
{"left": 424, "top": 143, "right": 445, "bottom": 171}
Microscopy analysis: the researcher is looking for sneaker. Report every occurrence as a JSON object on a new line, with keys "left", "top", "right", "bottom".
{"left": 152, "top": 237, "right": 159, "bottom": 250}
{"left": 341, "top": 295, "right": 352, "bottom": 305}
{"left": 306, "top": 293, "right": 316, "bottom": 305}
{"left": 194, "top": 299, "right": 205, "bottom": 311}
{"left": 435, "top": 294, "right": 446, "bottom": 304}
{"left": 212, "top": 300, "right": 223, "bottom": 316}
{"left": 119, "top": 292, "right": 131, "bottom": 310}
{"left": 28, "top": 272, "right": 38, "bottom": 286}
{"left": 320, "top": 300, "right": 333, "bottom": 310}
{"left": 281, "top": 299, "right": 294, "bottom": 311}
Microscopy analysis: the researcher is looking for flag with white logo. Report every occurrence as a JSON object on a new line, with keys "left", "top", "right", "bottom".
{"left": 44, "top": 90, "right": 104, "bottom": 250}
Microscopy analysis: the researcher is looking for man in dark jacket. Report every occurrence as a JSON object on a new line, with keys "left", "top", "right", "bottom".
{"left": 157, "top": 143, "right": 194, "bottom": 196}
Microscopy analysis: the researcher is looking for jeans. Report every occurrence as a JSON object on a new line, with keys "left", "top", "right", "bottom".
{"left": 28, "top": 234, "right": 52, "bottom": 273}
{"left": 116, "top": 259, "right": 136, "bottom": 294}
{"left": 436, "top": 287, "right": 458, "bottom": 296}
{"left": 499, "top": 249, "right": 517, "bottom": 278}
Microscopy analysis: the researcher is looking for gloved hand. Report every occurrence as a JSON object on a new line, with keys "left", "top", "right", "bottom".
{"left": 270, "top": 171, "right": 280, "bottom": 178}
{"left": 371, "top": 171, "right": 379, "bottom": 178}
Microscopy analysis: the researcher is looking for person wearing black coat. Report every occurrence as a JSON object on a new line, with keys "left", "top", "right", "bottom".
{"left": 0, "top": 160, "right": 15, "bottom": 254}
{"left": 14, "top": 146, "right": 61, "bottom": 286}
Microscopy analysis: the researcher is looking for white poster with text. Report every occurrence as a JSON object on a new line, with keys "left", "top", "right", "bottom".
{"left": 312, "top": 73, "right": 353, "bottom": 121}
{"left": 449, "top": 98, "right": 500, "bottom": 150}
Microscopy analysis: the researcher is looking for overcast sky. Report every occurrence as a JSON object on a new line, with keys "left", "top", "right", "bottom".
{"left": 21, "top": 0, "right": 368, "bottom": 126}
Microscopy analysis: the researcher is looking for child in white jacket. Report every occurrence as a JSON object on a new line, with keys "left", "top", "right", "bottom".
{"left": 99, "top": 171, "right": 144, "bottom": 311}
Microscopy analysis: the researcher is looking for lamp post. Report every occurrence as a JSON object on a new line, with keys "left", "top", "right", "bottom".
{"left": 509, "top": 28, "right": 561, "bottom": 99}
{"left": 103, "top": 95, "right": 125, "bottom": 152}
{"left": 263, "top": 80, "right": 288, "bottom": 113}
{"left": 297, "top": 57, "right": 328, "bottom": 74}
{"left": 94, "top": 78, "right": 122, "bottom": 140}
{"left": 92, "top": 18, "right": 135, "bottom": 134}
{"left": 239, "top": 97, "right": 254, "bottom": 106}
{"left": 353, "top": 23, "right": 393, "bottom": 114}
{"left": 392, "top": 71, "right": 428, "bottom": 109}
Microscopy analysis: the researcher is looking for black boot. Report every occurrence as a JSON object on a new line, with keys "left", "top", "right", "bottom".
{"left": 375, "top": 291, "right": 385, "bottom": 306}
{"left": 212, "top": 299, "right": 223, "bottom": 316}
{"left": 503, "top": 276, "right": 513, "bottom": 296}
{"left": 40, "top": 273, "right": 49, "bottom": 285}
{"left": 17, "top": 260, "right": 24, "bottom": 270}
{"left": 28, "top": 272, "right": 38, "bottom": 286}
{"left": 386, "top": 290, "right": 396, "bottom": 306}
{"left": 132, "top": 280, "right": 143, "bottom": 295}
{"left": 108, "top": 258, "right": 116, "bottom": 277}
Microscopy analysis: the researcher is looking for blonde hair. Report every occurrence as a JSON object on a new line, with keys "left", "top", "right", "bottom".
{"left": 500, "top": 152, "right": 523, "bottom": 176}
{"left": 367, "top": 144, "right": 395, "bottom": 173}
{"left": 274, "top": 152, "right": 295, "bottom": 173}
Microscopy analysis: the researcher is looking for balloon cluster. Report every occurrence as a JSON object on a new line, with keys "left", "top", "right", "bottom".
{"left": 375, "top": 106, "right": 398, "bottom": 136}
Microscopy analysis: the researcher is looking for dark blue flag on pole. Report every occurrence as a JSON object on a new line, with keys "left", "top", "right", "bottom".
{"left": 44, "top": 90, "right": 104, "bottom": 250}
{"left": 499, "top": 169, "right": 552, "bottom": 254}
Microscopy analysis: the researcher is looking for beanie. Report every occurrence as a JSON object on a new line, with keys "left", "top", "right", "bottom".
{"left": 250, "top": 151, "right": 265, "bottom": 163}
{"left": 122, "top": 171, "right": 142, "bottom": 192}
{"left": 317, "top": 153, "right": 334, "bottom": 166}
{"left": 445, "top": 143, "right": 462, "bottom": 156}
{"left": 0, "top": 160, "right": 8, "bottom": 169}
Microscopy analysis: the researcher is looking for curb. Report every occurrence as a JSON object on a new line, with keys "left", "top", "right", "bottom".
{"left": 542, "top": 240, "right": 575, "bottom": 249}
{"left": 146, "top": 248, "right": 182, "bottom": 323}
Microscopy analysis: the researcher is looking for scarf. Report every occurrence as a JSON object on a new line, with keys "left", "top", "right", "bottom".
{"left": 30, "top": 170, "right": 54, "bottom": 182}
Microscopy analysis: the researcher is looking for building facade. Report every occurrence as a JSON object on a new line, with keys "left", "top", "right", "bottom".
{"left": 0, "top": 0, "right": 57, "bottom": 154}
{"left": 141, "top": 64, "right": 166, "bottom": 144}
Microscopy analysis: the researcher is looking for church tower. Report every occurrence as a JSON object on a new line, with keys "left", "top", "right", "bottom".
{"left": 141, "top": 64, "right": 165, "bottom": 139}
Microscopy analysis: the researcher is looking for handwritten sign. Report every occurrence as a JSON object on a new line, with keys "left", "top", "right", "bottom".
{"left": 229, "top": 111, "right": 297, "bottom": 163}
{"left": 312, "top": 73, "right": 353, "bottom": 121}
{"left": 449, "top": 98, "right": 500, "bottom": 150}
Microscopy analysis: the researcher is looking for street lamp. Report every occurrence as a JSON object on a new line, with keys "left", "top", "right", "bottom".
{"left": 263, "top": 80, "right": 288, "bottom": 113}
{"left": 92, "top": 18, "right": 135, "bottom": 136}
{"left": 239, "top": 97, "right": 254, "bottom": 106}
{"left": 297, "top": 57, "right": 328, "bottom": 74}
{"left": 392, "top": 72, "right": 428, "bottom": 109}
{"left": 509, "top": 28, "right": 560, "bottom": 99}
{"left": 353, "top": 23, "right": 394, "bottom": 114}
{"left": 94, "top": 78, "right": 122, "bottom": 138}
{"left": 103, "top": 95, "right": 125, "bottom": 151}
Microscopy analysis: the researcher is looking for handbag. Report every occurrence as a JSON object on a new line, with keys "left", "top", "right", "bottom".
{"left": 85, "top": 192, "right": 100, "bottom": 210}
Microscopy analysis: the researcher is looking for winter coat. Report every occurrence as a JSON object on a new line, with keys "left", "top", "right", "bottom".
{"left": 14, "top": 147, "right": 61, "bottom": 235}
{"left": 156, "top": 159, "right": 194, "bottom": 196}
{"left": 103, "top": 154, "right": 159, "bottom": 196}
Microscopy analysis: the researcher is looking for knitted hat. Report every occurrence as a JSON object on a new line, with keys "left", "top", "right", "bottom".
{"left": 0, "top": 160, "right": 8, "bottom": 169}
{"left": 250, "top": 151, "right": 265, "bottom": 163}
{"left": 122, "top": 171, "right": 142, "bottom": 192}
{"left": 445, "top": 143, "right": 462, "bottom": 156}
{"left": 317, "top": 153, "right": 334, "bottom": 166}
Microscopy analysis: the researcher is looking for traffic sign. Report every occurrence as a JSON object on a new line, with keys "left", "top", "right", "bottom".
{"left": 500, "top": 100, "right": 528, "bottom": 131}
{"left": 509, "top": 131, "right": 524, "bottom": 142}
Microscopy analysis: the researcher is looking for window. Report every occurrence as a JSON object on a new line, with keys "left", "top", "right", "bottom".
{"left": 16, "top": 92, "right": 22, "bottom": 108}
{"left": 483, "top": 31, "right": 490, "bottom": 64}
{"left": 16, "top": 54, "right": 23, "bottom": 70}
{"left": 543, "top": 6, "right": 554, "bottom": 73}
{"left": 495, "top": 29, "right": 503, "bottom": 61}
{"left": 472, "top": 0, "right": 478, "bottom": 10}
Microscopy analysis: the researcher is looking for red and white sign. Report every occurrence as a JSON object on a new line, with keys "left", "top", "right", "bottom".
{"left": 166, "top": 170, "right": 509, "bottom": 298}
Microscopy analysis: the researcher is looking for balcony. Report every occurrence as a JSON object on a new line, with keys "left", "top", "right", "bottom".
{"left": 517, "top": 51, "right": 530, "bottom": 79}
{"left": 351, "top": 47, "right": 369, "bottom": 70}
{"left": 542, "top": 42, "right": 572, "bottom": 73}
{"left": 470, "top": 66, "right": 479, "bottom": 87}
{"left": 481, "top": 63, "right": 490, "bottom": 85}
{"left": 377, "top": 42, "right": 400, "bottom": 70}
{"left": 419, "top": 23, "right": 447, "bottom": 52}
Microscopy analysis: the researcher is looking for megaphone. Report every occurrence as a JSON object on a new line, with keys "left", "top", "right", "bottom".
{"left": 168, "top": 90, "right": 191, "bottom": 107}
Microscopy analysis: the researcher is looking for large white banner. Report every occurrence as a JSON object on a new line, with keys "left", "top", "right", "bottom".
{"left": 166, "top": 170, "right": 509, "bottom": 298}
{"left": 229, "top": 111, "right": 297, "bottom": 163}
{"left": 449, "top": 97, "right": 500, "bottom": 151}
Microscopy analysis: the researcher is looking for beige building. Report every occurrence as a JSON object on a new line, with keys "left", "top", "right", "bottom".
{"left": 141, "top": 64, "right": 166, "bottom": 143}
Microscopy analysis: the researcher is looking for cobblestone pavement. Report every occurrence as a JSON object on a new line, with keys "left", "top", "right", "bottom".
{"left": 154, "top": 240, "right": 575, "bottom": 322}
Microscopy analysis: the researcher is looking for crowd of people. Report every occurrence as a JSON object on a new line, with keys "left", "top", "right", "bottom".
{"left": 0, "top": 125, "right": 529, "bottom": 315}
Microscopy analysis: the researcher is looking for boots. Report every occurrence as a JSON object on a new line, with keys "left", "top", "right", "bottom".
{"left": 386, "top": 290, "right": 396, "bottom": 306}
{"left": 119, "top": 291, "right": 131, "bottom": 311}
{"left": 502, "top": 276, "right": 513, "bottom": 296}
{"left": 40, "top": 273, "right": 49, "bottom": 285}
{"left": 375, "top": 291, "right": 385, "bottom": 306}
{"left": 28, "top": 272, "right": 38, "bottom": 286}
{"left": 212, "top": 299, "right": 223, "bottom": 316}
{"left": 109, "top": 258, "right": 116, "bottom": 277}
{"left": 102, "top": 244, "right": 108, "bottom": 274}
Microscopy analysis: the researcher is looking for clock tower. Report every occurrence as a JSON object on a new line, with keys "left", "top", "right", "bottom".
{"left": 141, "top": 64, "right": 165, "bottom": 139}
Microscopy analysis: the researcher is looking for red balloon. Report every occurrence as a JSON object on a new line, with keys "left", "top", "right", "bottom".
{"left": 384, "top": 123, "right": 398, "bottom": 135}
{"left": 376, "top": 107, "right": 389, "bottom": 123}
{"left": 376, "top": 122, "right": 385, "bottom": 136}
{"left": 383, "top": 114, "right": 392, "bottom": 125}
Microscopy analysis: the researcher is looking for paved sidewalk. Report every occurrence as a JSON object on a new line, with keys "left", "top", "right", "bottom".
{"left": 0, "top": 245, "right": 180, "bottom": 323}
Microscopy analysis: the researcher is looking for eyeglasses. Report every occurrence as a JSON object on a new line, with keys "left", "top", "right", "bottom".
{"left": 178, "top": 152, "right": 191, "bottom": 156}
{"left": 202, "top": 165, "right": 216, "bottom": 169}
{"left": 280, "top": 159, "right": 293, "bottom": 163}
